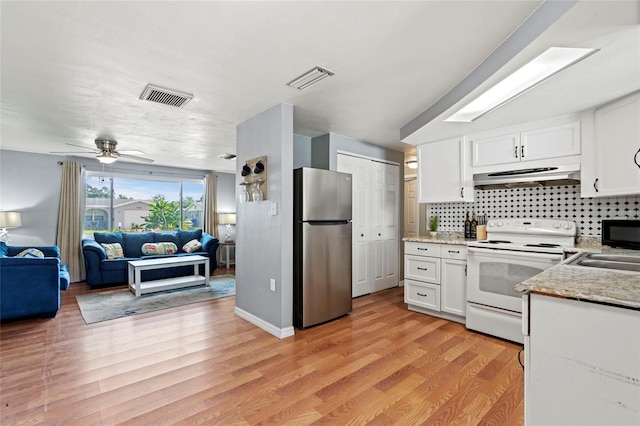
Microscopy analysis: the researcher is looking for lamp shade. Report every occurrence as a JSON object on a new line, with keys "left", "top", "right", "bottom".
{"left": 0, "top": 211, "right": 22, "bottom": 228}
{"left": 218, "top": 213, "right": 236, "bottom": 225}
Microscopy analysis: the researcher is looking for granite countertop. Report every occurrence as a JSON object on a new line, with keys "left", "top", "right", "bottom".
{"left": 404, "top": 234, "right": 640, "bottom": 308}
{"left": 403, "top": 232, "right": 470, "bottom": 246}
{"left": 515, "top": 249, "right": 640, "bottom": 309}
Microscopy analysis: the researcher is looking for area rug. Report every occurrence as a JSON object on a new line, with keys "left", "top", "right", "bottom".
{"left": 76, "top": 274, "right": 235, "bottom": 324}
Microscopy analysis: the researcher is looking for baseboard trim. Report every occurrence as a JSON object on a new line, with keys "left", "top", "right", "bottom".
{"left": 399, "top": 279, "right": 405, "bottom": 287}
{"left": 234, "top": 306, "right": 295, "bottom": 339}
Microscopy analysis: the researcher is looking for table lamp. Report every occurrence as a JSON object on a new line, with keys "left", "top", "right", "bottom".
{"left": 218, "top": 213, "right": 236, "bottom": 243}
{"left": 0, "top": 211, "right": 22, "bottom": 243}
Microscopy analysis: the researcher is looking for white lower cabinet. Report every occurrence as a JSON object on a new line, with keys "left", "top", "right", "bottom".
{"left": 441, "top": 258, "right": 467, "bottom": 317}
{"left": 524, "top": 293, "right": 640, "bottom": 425}
{"left": 404, "top": 279, "right": 440, "bottom": 311}
{"left": 404, "top": 242, "right": 467, "bottom": 323}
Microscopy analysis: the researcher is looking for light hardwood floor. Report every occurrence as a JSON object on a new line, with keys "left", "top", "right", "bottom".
{"left": 1, "top": 268, "right": 524, "bottom": 425}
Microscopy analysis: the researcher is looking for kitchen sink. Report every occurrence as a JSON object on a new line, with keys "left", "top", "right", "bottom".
{"left": 566, "top": 252, "right": 640, "bottom": 272}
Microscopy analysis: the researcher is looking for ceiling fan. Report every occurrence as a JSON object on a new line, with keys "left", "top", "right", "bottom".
{"left": 51, "top": 139, "right": 154, "bottom": 164}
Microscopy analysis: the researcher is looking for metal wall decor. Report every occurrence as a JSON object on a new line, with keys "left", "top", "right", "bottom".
{"left": 239, "top": 156, "right": 267, "bottom": 202}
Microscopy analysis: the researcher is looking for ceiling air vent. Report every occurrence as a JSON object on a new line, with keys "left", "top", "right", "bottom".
{"left": 287, "top": 66, "right": 334, "bottom": 90}
{"left": 217, "top": 153, "right": 236, "bottom": 160}
{"left": 139, "top": 84, "right": 193, "bottom": 108}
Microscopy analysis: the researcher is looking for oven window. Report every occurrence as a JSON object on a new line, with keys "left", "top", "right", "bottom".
{"left": 479, "top": 262, "right": 544, "bottom": 298}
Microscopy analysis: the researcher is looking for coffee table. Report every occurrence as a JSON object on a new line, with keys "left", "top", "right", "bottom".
{"left": 128, "top": 255, "right": 210, "bottom": 297}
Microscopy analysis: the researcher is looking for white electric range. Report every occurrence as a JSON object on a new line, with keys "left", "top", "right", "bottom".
{"left": 466, "top": 218, "right": 577, "bottom": 343}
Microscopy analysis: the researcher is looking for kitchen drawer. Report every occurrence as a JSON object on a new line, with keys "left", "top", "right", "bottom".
{"left": 405, "top": 254, "right": 440, "bottom": 283}
{"left": 441, "top": 244, "right": 467, "bottom": 260}
{"left": 405, "top": 242, "right": 441, "bottom": 257}
{"left": 405, "top": 279, "right": 441, "bottom": 311}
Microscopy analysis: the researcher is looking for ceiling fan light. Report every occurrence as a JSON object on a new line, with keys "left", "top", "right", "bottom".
{"left": 96, "top": 152, "right": 118, "bottom": 164}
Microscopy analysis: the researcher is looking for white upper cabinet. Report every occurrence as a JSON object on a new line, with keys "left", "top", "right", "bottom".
{"left": 471, "top": 122, "right": 580, "bottom": 168}
{"left": 588, "top": 92, "right": 640, "bottom": 197}
{"left": 521, "top": 123, "right": 581, "bottom": 161}
{"left": 417, "top": 137, "right": 473, "bottom": 203}
{"left": 471, "top": 132, "right": 520, "bottom": 167}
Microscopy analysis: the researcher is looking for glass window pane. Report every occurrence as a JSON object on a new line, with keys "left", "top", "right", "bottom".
{"left": 113, "top": 178, "right": 180, "bottom": 232}
{"left": 84, "top": 176, "right": 112, "bottom": 238}
{"left": 182, "top": 182, "right": 204, "bottom": 230}
{"left": 84, "top": 174, "right": 205, "bottom": 238}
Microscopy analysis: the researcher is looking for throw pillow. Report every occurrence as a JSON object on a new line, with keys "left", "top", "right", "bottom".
{"left": 178, "top": 229, "right": 203, "bottom": 249}
{"left": 101, "top": 243, "right": 124, "bottom": 259}
{"left": 141, "top": 242, "right": 178, "bottom": 255}
{"left": 183, "top": 239, "right": 203, "bottom": 253}
{"left": 0, "top": 242, "right": 7, "bottom": 257}
{"left": 15, "top": 248, "right": 45, "bottom": 258}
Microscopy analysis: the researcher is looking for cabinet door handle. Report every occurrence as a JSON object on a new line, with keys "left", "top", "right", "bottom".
{"left": 448, "top": 250, "right": 459, "bottom": 254}
{"left": 594, "top": 178, "right": 599, "bottom": 192}
{"left": 635, "top": 148, "right": 640, "bottom": 169}
{"left": 521, "top": 145, "right": 525, "bottom": 158}
{"left": 417, "top": 292, "right": 428, "bottom": 297}
{"left": 417, "top": 248, "right": 428, "bottom": 251}
{"left": 460, "top": 187, "right": 463, "bottom": 198}
{"left": 465, "top": 265, "right": 467, "bottom": 276}
{"left": 361, "top": 234, "right": 364, "bottom": 237}
{"left": 514, "top": 145, "right": 518, "bottom": 158}
{"left": 417, "top": 267, "right": 428, "bottom": 271}
{"left": 378, "top": 233, "right": 381, "bottom": 237}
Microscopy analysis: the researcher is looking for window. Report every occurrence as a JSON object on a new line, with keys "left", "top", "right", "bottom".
{"left": 84, "top": 174, "right": 204, "bottom": 238}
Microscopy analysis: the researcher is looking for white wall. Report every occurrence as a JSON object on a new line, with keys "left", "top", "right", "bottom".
{"left": 0, "top": 150, "right": 64, "bottom": 246}
{"left": 293, "top": 134, "right": 312, "bottom": 169}
{"left": 235, "top": 103, "right": 294, "bottom": 338}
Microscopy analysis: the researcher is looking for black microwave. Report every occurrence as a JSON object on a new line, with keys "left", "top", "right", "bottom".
{"left": 602, "top": 219, "right": 640, "bottom": 249}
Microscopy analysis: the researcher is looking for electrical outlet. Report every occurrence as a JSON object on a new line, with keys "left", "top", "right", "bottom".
{"left": 270, "top": 278, "right": 276, "bottom": 292}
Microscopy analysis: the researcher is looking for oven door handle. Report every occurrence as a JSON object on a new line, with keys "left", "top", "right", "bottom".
{"left": 467, "top": 246, "right": 563, "bottom": 261}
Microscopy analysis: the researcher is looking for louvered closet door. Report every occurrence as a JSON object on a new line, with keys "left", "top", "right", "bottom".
{"left": 337, "top": 154, "right": 371, "bottom": 297}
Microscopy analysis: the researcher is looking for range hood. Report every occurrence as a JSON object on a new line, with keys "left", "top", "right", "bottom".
{"left": 474, "top": 164, "right": 581, "bottom": 190}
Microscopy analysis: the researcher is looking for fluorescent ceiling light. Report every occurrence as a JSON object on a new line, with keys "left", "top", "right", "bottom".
{"left": 445, "top": 47, "right": 598, "bottom": 122}
{"left": 287, "top": 66, "right": 334, "bottom": 90}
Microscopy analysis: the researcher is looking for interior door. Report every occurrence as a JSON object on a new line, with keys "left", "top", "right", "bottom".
{"left": 371, "top": 161, "right": 399, "bottom": 292}
{"left": 404, "top": 178, "right": 417, "bottom": 237}
{"left": 337, "top": 154, "right": 371, "bottom": 297}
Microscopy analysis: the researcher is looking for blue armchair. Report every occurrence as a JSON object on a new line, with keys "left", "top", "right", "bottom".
{"left": 0, "top": 244, "right": 70, "bottom": 320}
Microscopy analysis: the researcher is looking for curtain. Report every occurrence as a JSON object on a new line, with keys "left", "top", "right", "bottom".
{"left": 204, "top": 173, "right": 219, "bottom": 266}
{"left": 56, "top": 161, "right": 85, "bottom": 282}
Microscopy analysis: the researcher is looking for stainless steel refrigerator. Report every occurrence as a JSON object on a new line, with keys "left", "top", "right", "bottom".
{"left": 294, "top": 167, "right": 352, "bottom": 329}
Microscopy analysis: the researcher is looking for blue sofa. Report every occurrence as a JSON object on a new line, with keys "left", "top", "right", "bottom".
{"left": 82, "top": 229, "right": 219, "bottom": 288}
{"left": 0, "top": 244, "right": 70, "bottom": 320}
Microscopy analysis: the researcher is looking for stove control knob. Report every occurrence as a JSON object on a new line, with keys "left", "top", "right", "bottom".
{"left": 496, "top": 221, "right": 503, "bottom": 227}
{"left": 488, "top": 221, "right": 495, "bottom": 227}
{"left": 563, "top": 223, "right": 573, "bottom": 230}
{"left": 552, "top": 222, "right": 561, "bottom": 229}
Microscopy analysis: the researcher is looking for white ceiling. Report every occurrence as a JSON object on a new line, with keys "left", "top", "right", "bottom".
{"left": 1, "top": 1, "right": 638, "bottom": 173}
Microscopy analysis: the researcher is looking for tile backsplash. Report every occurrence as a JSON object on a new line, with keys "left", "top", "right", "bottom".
{"left": 428, "top": 185, "right": 640, "bottom": 236}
